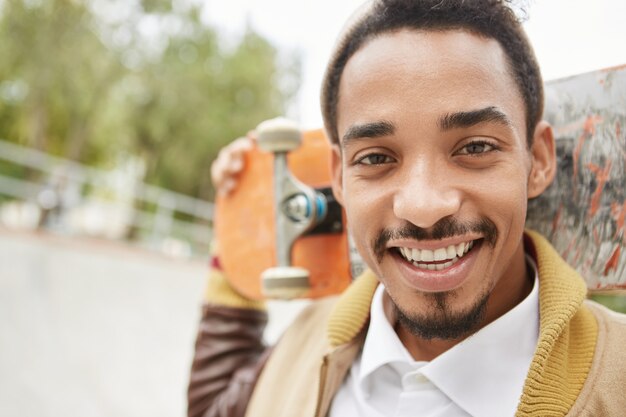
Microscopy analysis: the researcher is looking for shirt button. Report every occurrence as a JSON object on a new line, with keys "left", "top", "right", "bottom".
{"left": 414, "top": 373, "right": 428, "bottom": 384}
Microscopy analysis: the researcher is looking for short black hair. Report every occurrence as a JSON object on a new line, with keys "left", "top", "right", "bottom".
{"left": 321, "top": 0, "right": 543, "bottom": 146}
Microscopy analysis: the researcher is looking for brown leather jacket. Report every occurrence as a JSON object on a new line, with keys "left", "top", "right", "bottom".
{"left": 187, "top": 304, "right": 271, "bottom": 417}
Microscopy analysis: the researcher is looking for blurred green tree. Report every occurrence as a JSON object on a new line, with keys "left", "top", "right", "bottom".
{"left": 0, "top": 0, "right": 125, "bottom": 159}
{"left": 0, "top": 0, "right": 300, "bottom": 200}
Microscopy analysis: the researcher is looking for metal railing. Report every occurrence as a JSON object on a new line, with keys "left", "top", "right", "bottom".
{"left": 0, "top": 139, "right": 214, "bottom": 258}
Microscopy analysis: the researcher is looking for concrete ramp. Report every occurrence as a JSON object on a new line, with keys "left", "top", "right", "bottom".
{"left": 0, "top": 230, "right": 207, "bottom": 417}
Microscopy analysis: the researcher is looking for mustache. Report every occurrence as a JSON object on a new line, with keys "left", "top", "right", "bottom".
{"left": 372, "top": 217, "right": 498, "bottom": 263}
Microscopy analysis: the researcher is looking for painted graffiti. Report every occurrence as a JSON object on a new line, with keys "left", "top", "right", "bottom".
{"left": 527, "top": 65, "right": 626, "bottom": 289}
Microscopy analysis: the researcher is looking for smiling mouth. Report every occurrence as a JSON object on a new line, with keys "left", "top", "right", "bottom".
{"left": 395, "top": 240, "right": 478, "bottom": 271}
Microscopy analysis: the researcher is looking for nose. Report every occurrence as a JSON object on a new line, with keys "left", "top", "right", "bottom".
{"left": 392, "top": 163, "right": 462, "bottom": 229}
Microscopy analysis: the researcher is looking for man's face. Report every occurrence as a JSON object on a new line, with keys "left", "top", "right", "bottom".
{"left": 331, "top": 29, "right": 543, "bottom": 339}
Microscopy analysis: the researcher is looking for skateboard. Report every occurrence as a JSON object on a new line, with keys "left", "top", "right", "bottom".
{"left": 215, "top": 65, "right": 626, "bottom": 299}
{"left": 214, "top": 120, "right": 364, "bottom": 300}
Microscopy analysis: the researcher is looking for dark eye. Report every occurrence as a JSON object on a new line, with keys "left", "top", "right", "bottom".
{"left": 357, "top": 154, "right": 394, "bottom": 165}
{"left": 457, "top": 141, "right": 496, "bottom": 156}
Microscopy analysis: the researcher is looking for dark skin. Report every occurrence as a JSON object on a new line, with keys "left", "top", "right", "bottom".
{"left": 330, "top": 29, "right": 556, "bottom": 361}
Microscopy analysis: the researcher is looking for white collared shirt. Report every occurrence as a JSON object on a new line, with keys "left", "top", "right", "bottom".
{"left": 330, "top": 261, "right": 539, "bottom": 417}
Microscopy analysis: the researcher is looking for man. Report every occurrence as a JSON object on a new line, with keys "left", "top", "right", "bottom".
{"left": 188, "top": 1, "right": 626, "bottom": 416}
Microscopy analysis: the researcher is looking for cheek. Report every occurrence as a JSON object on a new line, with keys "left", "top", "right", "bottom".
{"left": 474, "top": 166, "right": 529, "bottom": 251}
{"left": 343, "top": 183, "right": 391, "bottom": 259}
{"left": 343, "top": 180, "right": 387, "bottom": 219}
{"left": 490, "top": 181, "right": 528, "bottom": 222}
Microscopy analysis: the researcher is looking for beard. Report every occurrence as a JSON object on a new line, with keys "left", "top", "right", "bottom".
{"left": 370, "top": 216, "right": 498, "bottom": 339}
{"left": 392, "top": 287, "right": 490, "bottom": 340}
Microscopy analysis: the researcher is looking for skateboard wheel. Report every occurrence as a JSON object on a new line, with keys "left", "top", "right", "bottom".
{"left": 261, "top": 266, "right": 310, "bottom": 299}
{"left": 283, "top": 192, "right": 328, "bottom": 223}
{"left": 256, "top": 117, "right": 302, "bottom": 153}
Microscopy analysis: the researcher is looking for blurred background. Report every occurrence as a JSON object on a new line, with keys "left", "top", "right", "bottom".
{"left": 0, "top": 0, "right": 625, "bottom": 416}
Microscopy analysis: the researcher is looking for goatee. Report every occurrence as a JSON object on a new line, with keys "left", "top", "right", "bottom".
{"left": 393, "top": 289, "right": 490, "bottom": 340}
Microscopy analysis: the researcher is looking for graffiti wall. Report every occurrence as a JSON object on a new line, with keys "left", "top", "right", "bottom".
{"left": 527, "top": 65, "right": 626, "bottom": 289}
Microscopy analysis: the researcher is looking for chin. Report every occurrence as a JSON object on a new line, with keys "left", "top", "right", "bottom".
{"left": 391, "top": 286, "right": 491, "bottom": 340}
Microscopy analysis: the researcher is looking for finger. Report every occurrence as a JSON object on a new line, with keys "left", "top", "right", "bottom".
{"left": 225, "top": 157, "right": 243, "bottom": 173}
{"left": 211, "top": 136, "right": 254, "bottom": 192}
{"left": 229, "top": 137, "right": 254, "bottom": 155}
{"left": 219, "top": 137, "right": 252, "bottom": 174}
{"left": 218, "top": 151, "right": 245, "bottom": 176}
{"left": 211, "top": 148, "right": 230, "bottom": 185}
{"left": 211, "top": 153, "right": 228, "bottom": 186}
{"left": 218, "top": 178, "right": 237, "bottom": 196}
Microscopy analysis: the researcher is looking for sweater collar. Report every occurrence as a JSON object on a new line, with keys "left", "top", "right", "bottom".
{"left": 516, "top": 230, "right": 597, "bottom": 416}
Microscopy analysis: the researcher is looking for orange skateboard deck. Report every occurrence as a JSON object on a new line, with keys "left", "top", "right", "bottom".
{"left": 215, "top": 129, "right": 358, "bottom": 300}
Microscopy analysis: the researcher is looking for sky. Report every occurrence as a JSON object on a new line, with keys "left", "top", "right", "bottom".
{"left": 203, "top": 0, "right": 626, "bottom": 129}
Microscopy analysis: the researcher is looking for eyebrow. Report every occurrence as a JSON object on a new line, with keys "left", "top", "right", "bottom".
{"left": 340, "top": 106, "right": 512, "bottom": 145}
{"left": 341, "top": 120, "right": 395, "bottom": 145}
{"left": 438, "top": 106, "right": 513, "bottom": 131}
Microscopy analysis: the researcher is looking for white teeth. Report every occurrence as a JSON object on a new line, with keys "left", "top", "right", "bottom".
{"left": 421, "top": 249, "right": 434, "bottom": 262}
{"left": 412, "top": 257, "right": 459, "bottom": 270}
{"left": 456, "top": 243, "right": 465, "bottom": 257}
{"left": 433, "top": 248, "right": 447, "bottom": 261}
{"left": 435, "top": 261, "right": 452, "bottom": 271}
{"left": 398, "top": 240, "right": 476, "bottom": 268}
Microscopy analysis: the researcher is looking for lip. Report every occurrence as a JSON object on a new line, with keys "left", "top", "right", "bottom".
{"left": 391, "top": 239, "right": 483, "bottom": 292}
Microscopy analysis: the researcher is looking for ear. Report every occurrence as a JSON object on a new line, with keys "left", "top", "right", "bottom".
{"left": 527, "top": 120, "right": 557, "bottom": 199}
{"left": 330, "top": 144, "right": 345, "bottom": 206}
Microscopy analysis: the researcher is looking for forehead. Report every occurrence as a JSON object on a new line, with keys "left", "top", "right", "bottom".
{"left": 337, "top": 29, "right": 526, "bottom": 138}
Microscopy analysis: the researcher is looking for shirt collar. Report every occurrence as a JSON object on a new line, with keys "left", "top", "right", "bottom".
{"left": 359, "top": 255, "right": 540, "bottom": 417}
{"left": 359, "top": 283, "right": 414, "bottom": 389}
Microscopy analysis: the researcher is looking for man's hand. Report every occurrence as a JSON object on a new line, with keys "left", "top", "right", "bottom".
{"left": 211, "top": 134, "right": 255, "bottom": 196}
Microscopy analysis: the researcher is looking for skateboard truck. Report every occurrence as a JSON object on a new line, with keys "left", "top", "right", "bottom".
{"left": 256, "top": 117, "right": 329, "bottom": 299}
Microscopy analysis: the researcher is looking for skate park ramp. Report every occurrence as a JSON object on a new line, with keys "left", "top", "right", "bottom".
{"left": 0, "top": 229, "right": 207, "bottom": 417}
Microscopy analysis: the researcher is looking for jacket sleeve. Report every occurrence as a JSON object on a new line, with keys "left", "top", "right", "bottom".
{"left": 187, "top": 263, "right": 271, "bottom": 417}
